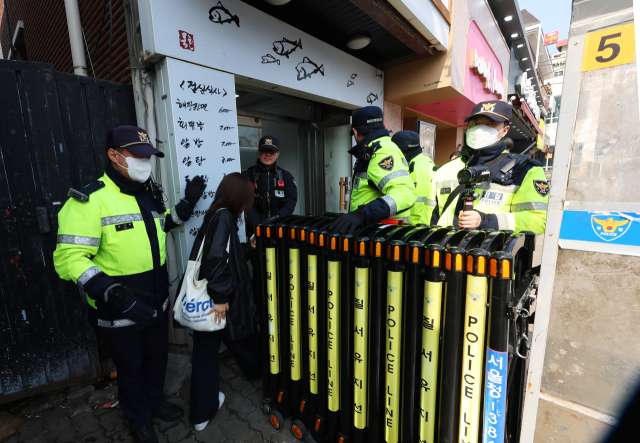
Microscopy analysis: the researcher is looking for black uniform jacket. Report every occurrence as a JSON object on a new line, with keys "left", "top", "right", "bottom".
{"left": 189, "top": 209, "right": 254, "bottom": 341}
{"left": 242, "top": 160, "right": 297, "bottom": 226}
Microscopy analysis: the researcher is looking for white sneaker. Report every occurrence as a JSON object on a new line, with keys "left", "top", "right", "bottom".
{"left": 193, "top": 392, "right": 225, "bottom": 432}
{"left": 194, "top": 421, "right": 208, "bottom": 432}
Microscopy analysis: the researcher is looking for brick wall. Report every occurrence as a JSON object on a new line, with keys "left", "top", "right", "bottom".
{"left": 0, "top": 0, "right": 131, "bottom": 83}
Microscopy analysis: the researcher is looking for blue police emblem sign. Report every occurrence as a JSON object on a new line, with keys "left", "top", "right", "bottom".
{"left": 591, "top": 214, "right": 631, "bottom": 241}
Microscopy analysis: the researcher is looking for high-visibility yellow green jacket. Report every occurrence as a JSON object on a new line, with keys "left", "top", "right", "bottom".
{"left": 53, "top": 165, "right": 193, "bottom": 334}
{"left": 404, "top": 148, "right": 436, "bottom": 225}
{"left": 430, "top": 143, "right": 548, "bottom": 234}
{"left": 349, "top": 129, "right": 417, "bottom": 223}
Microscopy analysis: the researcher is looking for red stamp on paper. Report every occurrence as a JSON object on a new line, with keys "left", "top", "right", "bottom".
{"left": 179, "top": 31, "right": 194, "bottom": 51}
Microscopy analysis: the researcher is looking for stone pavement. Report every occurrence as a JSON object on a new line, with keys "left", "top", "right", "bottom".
{"left": 2, "top": 353, "right": 306, "bottom": 443}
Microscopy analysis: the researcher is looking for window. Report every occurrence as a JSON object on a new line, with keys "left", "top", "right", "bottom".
{"left": 554, "top": 70, "right": 564, "bottom": 77}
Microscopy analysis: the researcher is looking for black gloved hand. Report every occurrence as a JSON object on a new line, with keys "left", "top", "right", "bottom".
{"left": 184, "top": 175, "right": 207, "bottom": 205}
{"left": 328, "top": 209, "right": 366, "bottom": 235}
{"left": 107, "top": 285, "right": 157, "bottom": 323}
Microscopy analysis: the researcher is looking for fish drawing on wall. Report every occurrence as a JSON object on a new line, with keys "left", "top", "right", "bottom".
{"left": 273, "top": 37, "right": 303, "bottom": 58}
{"left": 375, "top": 69, "right": 383, "bottom": 79}
{"left": 347, "top": 80, "right": 354, "bottom": 87}
{"left": 366, "top": 92, "right": 379, "bottom": 104}
{"left": 351, "top": 73, "right": 358, "bottom": 79}
{"left": 296, "top": 57, "right": 324, "bottom": 81}
{"left": 261, "top": 54, "right": 281, "bottom": 65}
{"left": 209, "top": 1, "right": 240, "bottom": 27}
{"left": 347, "top": 73, "right": 357, "bottom": 87}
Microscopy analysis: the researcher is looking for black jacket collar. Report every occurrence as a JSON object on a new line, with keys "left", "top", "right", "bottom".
{"left": 403, "top": 147, "right": 423, "bottom": 164}
{"left": 255, "top": 159, "right": 277, "bottom": 172}
{"left": 348, "top": 128, "right": 391, "bottom": 157}
{"left": 106, "top": 164, "right": 148, "bottom": 195}
{"left": 464, "top": 140, "right": 507, "bottom": 167}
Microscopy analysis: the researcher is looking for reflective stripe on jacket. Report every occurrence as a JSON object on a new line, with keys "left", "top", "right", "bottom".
{"left": 54, "top": 169, "right": 187, "bottom": 333}
{"left": 408, "top": 153, "right": 436, "bottom": 226}
{"left": 350, "top": 135, "right": 417, "bottom": 223}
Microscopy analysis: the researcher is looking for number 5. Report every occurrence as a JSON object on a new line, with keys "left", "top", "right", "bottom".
{"left": 596, "top": 33, "right": 622, "bottom": 62}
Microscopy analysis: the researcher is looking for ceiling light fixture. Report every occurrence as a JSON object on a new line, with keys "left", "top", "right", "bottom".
{"left": 347, "top": 35, "right": 371, "bottom": 50}
{"left": 235, "top": 94, "right": 240, "bottom": 98}
{"left": 526, "top": 68, "right": 531, "bottom": 71}
{"left": 511, "top": 33, "right": 520, "bottom": 38}
{"left": 516, "top": 43, "right": 524, "bottom": 48}
{"left": 504, "top": 15, "right": 513, "bottom": 22}
{"left": 522, "top": 57, "right": 528, "bottom": 61}
{"left": 265, "top": 0, "right": 292, "bottom": 5}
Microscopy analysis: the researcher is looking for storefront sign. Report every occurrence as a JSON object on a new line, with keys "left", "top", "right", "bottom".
{"left": 544, "top": 31, "right": 559, "bottom": 46}
{"left": 139, "top": 0, "right": 383, "bottom": 108}
{"left": 469, "top": 49, "right": 505, "bottom": 98}
{"left": 155, "top": 57, "right": 242, "bottom": 263}
{"left": 518, "top": 72, "right": 541, "bottom": 121}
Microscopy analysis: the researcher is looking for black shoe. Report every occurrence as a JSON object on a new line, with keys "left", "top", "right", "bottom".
{"left": 151, "top": 399, "right": 185, "bottom": 422}
{"left": 131, "top": 423, "right": 158, "bottom": 443}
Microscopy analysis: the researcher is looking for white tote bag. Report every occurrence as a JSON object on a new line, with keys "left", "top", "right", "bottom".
{"left": 173, "top": 227, "right": 230, "bottom": 331}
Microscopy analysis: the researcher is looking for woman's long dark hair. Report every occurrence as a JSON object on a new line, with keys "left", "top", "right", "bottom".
{"left": 205, "top": 173, "right": 254, "bottom": 220}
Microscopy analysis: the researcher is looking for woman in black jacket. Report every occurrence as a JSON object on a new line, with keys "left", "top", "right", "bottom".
{"left": 189, "top": 173, "right": 261, "bottom": 431}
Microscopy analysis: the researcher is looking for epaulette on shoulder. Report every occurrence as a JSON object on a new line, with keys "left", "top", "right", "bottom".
{"left": 67, "top": 181, "right": 105, "bottom": 202}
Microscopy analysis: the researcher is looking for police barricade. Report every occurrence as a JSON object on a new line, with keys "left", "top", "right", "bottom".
{"left": 255, "top": 217, "right": 537, "bottom": 443}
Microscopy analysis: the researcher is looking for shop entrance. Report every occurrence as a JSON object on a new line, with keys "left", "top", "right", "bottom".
{"left": 235, "top": 84, "right": 353, "bottom": 216}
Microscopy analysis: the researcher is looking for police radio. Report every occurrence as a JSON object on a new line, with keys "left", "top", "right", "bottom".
{"left": 457, "top": 166, "right": 492, "bottom": 212}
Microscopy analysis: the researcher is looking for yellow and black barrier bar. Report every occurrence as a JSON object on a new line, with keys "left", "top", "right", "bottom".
{"left": 483, "top": 251, "right": 513, "bottom": 443}
{"left": 273, "top": 221, "right": 292, "bottom": 418}
{"left": 366, "top": 236, "right": 387, "bottom": 443}
{"left": 309, "top": 227, "right": 331, "bottom": 441}
{"left": 255, "top": 223, "right": 273, "bottom": 413}
{"left": 384, "top": 240, "right": 405, "bottom": 443}
{"left": 458, "top": 249, "right": 490, "bottom": 443}
{"left": 438, "top": 247, "right": 467, "bottom": 443}
{"left": 399, "top": 240, "right": 424, "bottom": 443}
{"left": 338, "top": 233, "right": 356, "bottom": 443}
{"left": 326, "top": 233, "right": 342, "bottom": 442}
{"left": 352, "top": 237, "right": 371, "bottom": 443}
{"left": 263, "top": 224, "right": 281, "bottom": 414}
{"left": 417, "top": 243, "right": 445, "bottom": 443}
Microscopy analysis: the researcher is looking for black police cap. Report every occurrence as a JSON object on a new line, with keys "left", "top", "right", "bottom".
{"left": 391, "top": 130, "right": 421, "bottom": 152}
{"left": 258, "top": 136, "right": 279, "bottom": 152}
{"left": 106, "top": 125, "right": 164, "bottom": 158}
{"left": 464, "top": 100, "right": 512, "bottom": 123}
{"left": 352, "top": 106, "right": 383, "bottom": 128}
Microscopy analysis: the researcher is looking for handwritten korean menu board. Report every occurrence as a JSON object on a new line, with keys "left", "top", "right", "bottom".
{"left": 156, "top": 57, "right": 242, "bottom": 266}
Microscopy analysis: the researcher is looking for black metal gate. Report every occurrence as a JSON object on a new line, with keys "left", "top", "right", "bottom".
{"left": 0, "top": 59, "right": 137, "bottom": 404}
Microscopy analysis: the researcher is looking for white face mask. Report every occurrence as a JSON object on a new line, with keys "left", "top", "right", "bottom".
{"left": 115, "top": 151, "right": 152, "bottom": 183}
{"left": 465, "top": 124, "right": 502, "bottom": 149}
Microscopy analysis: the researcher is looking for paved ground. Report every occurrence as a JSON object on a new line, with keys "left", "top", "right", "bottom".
{"left": 2, "top": 353, "right": 304, "bottom": 443}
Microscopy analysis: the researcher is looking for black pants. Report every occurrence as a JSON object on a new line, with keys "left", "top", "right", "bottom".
{"left": 106, "top": 316, "right": 169, "bottom": 427}
{"left": 190, "top": 328, "right": 261, "bottom": 424}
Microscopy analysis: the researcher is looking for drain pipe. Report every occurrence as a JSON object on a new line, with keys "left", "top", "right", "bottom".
{"left": 64, "top": 0, "right": 88, "bottom": 76}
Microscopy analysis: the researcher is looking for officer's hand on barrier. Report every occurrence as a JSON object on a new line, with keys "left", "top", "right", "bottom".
{"left": 184, "top": 175, "right": 207, "bottom": 205}
{"left": 108, "top": 286, "right": 157, "bottom": 323}
{"left": 328, "top": 209, "right": 366, "bottom": 235}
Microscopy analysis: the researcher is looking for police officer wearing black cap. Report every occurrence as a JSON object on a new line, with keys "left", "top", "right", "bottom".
{"left": 242, "top": 136, "right": 298, "bottom": 228}
{"left": 54, "top": 125, "right": 207, "bottom": 443}
{"left": 430, "top": 100, "right": 548, "bottom": 234}
{"left": 329, "top": 106, "right": 417, "bottom": 234}
{"left": 391, "top": 130, "right": 437, "bottom": 225}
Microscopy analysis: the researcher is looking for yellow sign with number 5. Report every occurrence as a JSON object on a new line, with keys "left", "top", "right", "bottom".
{"left": 582, "top": 23, "right": 635, "bottom": 72}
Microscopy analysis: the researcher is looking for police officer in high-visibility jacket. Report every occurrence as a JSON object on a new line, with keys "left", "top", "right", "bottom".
{"left": 54, "top": 126, "right": 207, "bottom": 443}
{"left": 430, "top": 101, "right": 548, "bottom": 234}
{"left": 329, "top": 106, "right": 417, "bottom": 234}
{"left": 391, "top": 130, "right": 437, "bottom": 225}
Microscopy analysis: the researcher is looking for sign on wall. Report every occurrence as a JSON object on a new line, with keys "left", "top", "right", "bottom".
{"left": 581, "top": 23, "right": 635, "bottom": 72}
{"left": 543, "top": 31, "right": 559, "bottom": 46}
{"left": 139, "top": 0, "right": 384, "bottom": 108}
{"left": 155, "top": 57, "right": 242, "bottom": 266}
{"left": 469, "top": 49, "right": 505, "bottom": 98}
